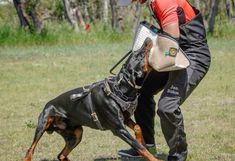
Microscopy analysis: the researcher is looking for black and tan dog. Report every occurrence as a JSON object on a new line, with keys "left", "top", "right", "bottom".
{"left": 24, "top": 38, "right": 160, "bottom": 161}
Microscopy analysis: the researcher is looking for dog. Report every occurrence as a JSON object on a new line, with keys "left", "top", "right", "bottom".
{"left": 24, "top": 38, "right": 161, "bottom": 161}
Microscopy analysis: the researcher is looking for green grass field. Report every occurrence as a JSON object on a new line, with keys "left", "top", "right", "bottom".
{"left": 0, "top": 38, "right": 234, "bottom": 161}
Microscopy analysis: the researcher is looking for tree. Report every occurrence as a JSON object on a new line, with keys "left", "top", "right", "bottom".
{"left": 132, "top": 3, "right": 141, "bottom": 32}
{"left": 13, "top": 0, "right": 43, "bottom": 33}
{"left": 75, "top": 5, "right": 90, "bottom": 32}
{"left": 29, "top": 0, "right": 43, "bottom": 33}
{"left": 208, "top": 0, "right": 220, "bottom": 33}
{"left": 225, "top": 0, "right": 235, "bottom": 19}
{"left": 103, "top": 0, "right": 109, "bottom": 25}
{"left": 63, "top": 0, "right": 78, "bottom": 31}
{"left": 110, "top": 0, "right": 125, "bottom": 32}
{"left": 11, "top": 0, "right": 233, "bottom": 35}
{"left": 194, "top": 0, "right": 200, "bottom": 9}
{"left": 110, "top": 0, "right": 118, "bottom": 30}
{"left": 13, "top": 0, "right": 30, "bottom": 28}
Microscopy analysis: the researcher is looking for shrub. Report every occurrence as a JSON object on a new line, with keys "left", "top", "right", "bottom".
{"left": 0, "top": 21, "right": 133, "bottom": 46}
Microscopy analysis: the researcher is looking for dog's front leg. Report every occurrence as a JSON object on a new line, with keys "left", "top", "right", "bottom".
{"left": 126, "top": 118, "right": 145, "bottom": 146}
{"left": 113, "top": 128, "right": 161, "bottom": 161}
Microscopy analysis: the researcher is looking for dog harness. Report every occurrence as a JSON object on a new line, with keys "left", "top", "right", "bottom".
{"left": 70, "top": 82, "right": 105, "bottom": 130}
{"left": 70, "top": 78, "right": 139, "bottom": 130}
{"left": 103, "top": 78, "right": 139, "bottom": 116}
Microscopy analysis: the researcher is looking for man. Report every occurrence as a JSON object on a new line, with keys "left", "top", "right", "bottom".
{"left": 117, "top": 0, "right": 211, "bottom": 161}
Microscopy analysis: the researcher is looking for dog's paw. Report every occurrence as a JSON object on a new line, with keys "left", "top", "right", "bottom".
{"left": 24, "top": 156, "right": 32, "bottom": 161}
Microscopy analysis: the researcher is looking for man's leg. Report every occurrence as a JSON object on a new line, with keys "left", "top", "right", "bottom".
{"left": 158, "top": 10, "right": 211, "bottom": 161}
{"left": 136, "top": 70, "right": 169, "bottom": 144}
{"left": 157, "top": 56, "right": 210, "bottom": 161}
{"left": 135, "top": 93, "right": 156, "bottom": 145}
{"left": 157, "top": 69, "right": 188, "bottom": 161}
{"left": 118, "top": 70, "right": 168, "bottom": 157}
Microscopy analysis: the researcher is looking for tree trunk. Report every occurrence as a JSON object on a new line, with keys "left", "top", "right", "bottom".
{"left": 110, "top": 0, "right": 124, "bottom": 32}
{"left": 132, "top": 3, "right": 141, "bottom": 32}
{"left": 202, "top": 0, "right": 213, "bottom": 19}
{"left": 13, "top": 0, "right": 30, "bottom": 29}
{"left": 110, "top": 0, "right": 118, "bottom": 29}
{"left": 117, "top": 8, "right": 124, "bottom": 32}
{"left": 75, "top": 5, "right": 91, "bottom": 32}
{"left": 29, "top": 0, "right": 43, "bottom": 33}
{"left": 94, "top": 0, "right": 102, "bottom": 21}
{"left": 103, "top": 0, "right": 109, "bottom": 25}
{"left": 63, "top": 0, "right": 78, "bottom": 31}
{"left": 225, "top": 0, "right": 232, "bottom": 19}
{"left": 13, "top": 0, "right": 42, "bottom": 33}
{"left": 82, "top": 0, "right": 93, "bottom": 23}
{"left": 194, "top": 0, "right": 200, "bottom": 10}
{"left": 208, "top": 0, "right": 220, "bottom": 33}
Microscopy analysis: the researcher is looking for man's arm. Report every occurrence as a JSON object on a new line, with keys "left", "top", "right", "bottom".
{"left": 151, "top": 0, "right": 180, "bottom": 39}
{"left": 162, "top": 23, "right": 180, "bottom": 39}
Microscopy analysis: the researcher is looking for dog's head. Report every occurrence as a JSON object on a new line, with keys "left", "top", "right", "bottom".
{"left": 119, "top": 38, "right": 153, "bottom": 89}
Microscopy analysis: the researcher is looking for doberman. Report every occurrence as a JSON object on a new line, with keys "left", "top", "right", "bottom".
{"left": 24, "top": 38, "right": 161, "bottom": 161}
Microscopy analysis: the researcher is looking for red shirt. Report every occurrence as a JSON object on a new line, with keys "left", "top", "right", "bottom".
{"left": 150, "top": 0, "right": 196, "bottom": 27}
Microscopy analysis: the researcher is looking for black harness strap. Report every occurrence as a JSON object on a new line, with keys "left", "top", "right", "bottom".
{"left": 70, "top": 82, "right": 104, "bottom": 130}
{"left": 103, "top": 78, "right": 139, "bottom": 116}
{"left": 87, "top": 92, "right": 104, "bottom": 130}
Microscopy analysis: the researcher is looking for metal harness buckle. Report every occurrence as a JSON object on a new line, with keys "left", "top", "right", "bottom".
{"left": 91, "top": 112, "right": 99, "bottom": 122}
{"left": 104, "top": 79, "right": 112, "bottom": 96}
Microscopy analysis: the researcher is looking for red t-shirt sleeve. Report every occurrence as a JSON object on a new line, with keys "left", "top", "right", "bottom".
{"left": 151, "top": 0, "right": 179, "bottom": 28}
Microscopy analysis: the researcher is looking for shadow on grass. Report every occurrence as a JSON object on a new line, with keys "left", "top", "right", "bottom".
{"left": 38, "top": 153, "right": 168, "bottom": 161}
{"left": 94, "top": 153, "right": 168, "bottom": 161}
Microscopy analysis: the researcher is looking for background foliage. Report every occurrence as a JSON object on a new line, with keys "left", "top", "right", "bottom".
{"left": 0, "top": 1, "right": 235, "bottom": 161}
{"left": 0, "top": 0, "right": 235, "bottom": 46}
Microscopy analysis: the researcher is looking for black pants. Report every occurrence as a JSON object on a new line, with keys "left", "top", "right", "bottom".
{"left": 134, "top": 10, "right": 211, "bottom": 161}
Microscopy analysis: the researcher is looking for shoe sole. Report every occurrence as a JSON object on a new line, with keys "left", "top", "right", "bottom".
{"left": 119, "top": 156, "right": 146, "bottom": 161}
{"left": 118, "top": 151, "right": 143, "bottom": 158}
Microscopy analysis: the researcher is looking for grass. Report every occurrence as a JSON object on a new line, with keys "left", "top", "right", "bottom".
{"left": 0, "top": 22, "right": 133, "bottom": 47}
{"left": 0, "top": 37, "right": 234, "bottom": 161}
